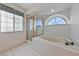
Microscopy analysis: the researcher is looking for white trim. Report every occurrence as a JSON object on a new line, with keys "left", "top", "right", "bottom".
{"left": 45, "top": 14, "right": 69, "bottom": 25}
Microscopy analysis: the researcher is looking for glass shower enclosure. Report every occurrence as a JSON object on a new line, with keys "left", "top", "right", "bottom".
{"left": 27, "top": 16, "right": 44, "bottom": 40}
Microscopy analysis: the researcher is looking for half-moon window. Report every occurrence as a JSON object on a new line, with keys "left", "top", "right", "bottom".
{"left": 47, "top": 16, "right": 66, "bottom": 25}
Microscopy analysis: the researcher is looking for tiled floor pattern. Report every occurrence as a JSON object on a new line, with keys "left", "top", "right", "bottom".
{"left": 0, "top": 42, "right": 42, "bottom": 56}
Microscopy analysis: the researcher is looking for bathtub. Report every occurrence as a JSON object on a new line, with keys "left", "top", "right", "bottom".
{"left": 32, "top": 36, "right": 79, "bottom": 56}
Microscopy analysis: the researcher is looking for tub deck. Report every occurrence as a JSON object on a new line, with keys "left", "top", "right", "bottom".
{"left": 32, "top": 37, "right": 79, "bottom": 56}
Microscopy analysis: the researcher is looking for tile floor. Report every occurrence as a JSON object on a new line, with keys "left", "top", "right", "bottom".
{"left": 0, "top": 42, "right": 42, "bottom": 56}
{"left": 0, "top": 38, "right": 79, "bottom": 56}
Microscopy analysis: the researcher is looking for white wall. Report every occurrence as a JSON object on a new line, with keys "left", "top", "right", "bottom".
{"left": 44, "top": 8, "right": 71, "bottom": 23}
{"left": 44, "top": 24, "right": 71, "bottom": 39}
{"left": 0, "top": 4, "right": 27, "bottom": 52}
{"left": 70, "top": 4, "right": 79, "bottom": 45}
{"left": 44, "top": 8, "right": 72, "bottom": 41}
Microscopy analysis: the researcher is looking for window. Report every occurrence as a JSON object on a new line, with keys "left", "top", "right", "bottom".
{"left": 36, "top": 19, "right": 42, "bottom": 27}
{"left": 1, "top": 10, "right": 14, "bottom": 32}
{"left": 0, "top": 10, "right": 23, "bottom": 32}
{"left": 15, "top": 15, "right": 23, "bottom": 31}
{"left": 0, "top": 4, "right": 24, "bottom": 32}
{"left": 47, "top": 16, "right": 66, "bottom": 25}
{"left": 36, "top": 18, "right": 44, "bottom": 35}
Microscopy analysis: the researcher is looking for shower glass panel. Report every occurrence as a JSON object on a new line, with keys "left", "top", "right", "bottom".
{"left": 36, "top": 18, "right": 44, "bottom": 36}
{"left": 27, "top": 16, "right": 44, "bottom": 40}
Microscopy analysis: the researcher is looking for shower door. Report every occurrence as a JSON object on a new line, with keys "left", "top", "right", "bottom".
{"left": 27, "top": 16, "right": 44, "bottom": 40}
{"left": 27, "top": 16, "right": 36, "bottom": 40}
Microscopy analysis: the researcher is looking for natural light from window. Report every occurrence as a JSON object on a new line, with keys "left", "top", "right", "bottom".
{"left": 47, "top": 16, "right": 66, "bottom": 25}
{"left": 0, "top": 10, "right": 23, "bottom": 32}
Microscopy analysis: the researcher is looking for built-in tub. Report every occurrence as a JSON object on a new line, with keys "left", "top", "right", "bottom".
{"left": 32, "top": 36, "right": 79, "bottom": 56}
{"left": 40, "top": 34, "right": 72, "bottom": 43}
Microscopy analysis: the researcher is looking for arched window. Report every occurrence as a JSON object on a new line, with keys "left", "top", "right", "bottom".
{"left": 47, "top": 16, "right": 66, "bottom": 25}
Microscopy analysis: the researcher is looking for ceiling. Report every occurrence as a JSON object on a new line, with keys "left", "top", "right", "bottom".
{"left": 13, "top": 3, "right": 73, "bottom": 16}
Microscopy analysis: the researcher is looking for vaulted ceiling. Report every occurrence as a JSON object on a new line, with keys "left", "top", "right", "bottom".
{"left": 4, "top": 3, "right": 73, "bottom": 16}
{"left": 15, "top": 3, "right": 72, "bottom": 16}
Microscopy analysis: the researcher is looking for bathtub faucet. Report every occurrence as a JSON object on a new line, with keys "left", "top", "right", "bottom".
{"left": 65, "top": 41, "right": 74, "bottom": 45}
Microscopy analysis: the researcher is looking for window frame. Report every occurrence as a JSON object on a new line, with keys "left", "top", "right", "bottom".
{"left": 47, "top": 16, "right": 67, "bottom": 25}
{"left": 45, "top": 14, "right": 69, "bottom": 25}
